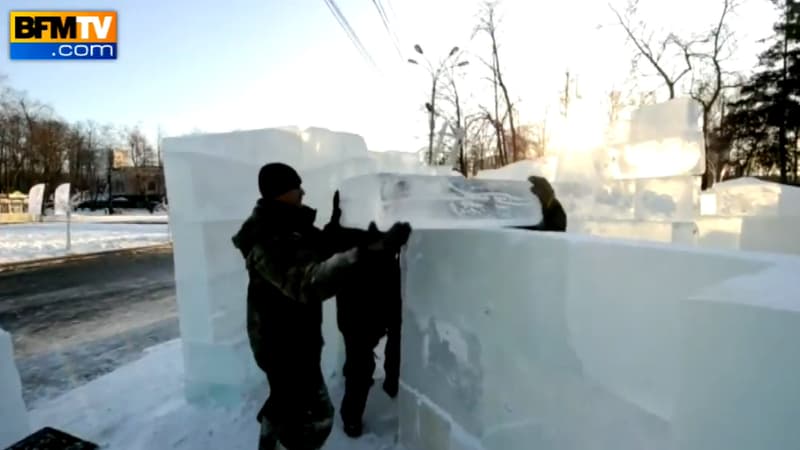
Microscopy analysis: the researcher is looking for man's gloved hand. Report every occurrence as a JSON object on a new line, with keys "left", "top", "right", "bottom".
{"left": 329, "top": 190, "right": 342, "bottom": 226}
{"left": 528, "top": 175, "right": 556, "bottom": 210}
{"left": 362, "top": 222, "right": 412, "bottom": 255}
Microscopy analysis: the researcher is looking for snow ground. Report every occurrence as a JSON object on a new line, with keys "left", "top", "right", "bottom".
{"left": 28, "top": 339, "right": 405, "bottom": 450}
{"left": 42, "top": 208, "right": 169, "bottom": 224}
{"left": 0, "top": 222, "right": 171, "bottom": 264}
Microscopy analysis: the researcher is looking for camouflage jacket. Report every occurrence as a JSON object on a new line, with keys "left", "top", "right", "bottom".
{"left": 232, "top": 199, "right": 358, "bottom": 378}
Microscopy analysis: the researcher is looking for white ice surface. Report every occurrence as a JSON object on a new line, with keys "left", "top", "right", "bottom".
{"left": 0, "top": 222, "right": 171, "bottom": 264}
{"left": 399, "top": 228, "right": 800, "bottom": 450}
{"left": 0, "top": 328, "right": 30, "bottom": 449}
{"left": 706, "top": 177, "right": 800, "bottom": 217}
{"left": 28, "top": 339, "right": 408, "bottom": 450}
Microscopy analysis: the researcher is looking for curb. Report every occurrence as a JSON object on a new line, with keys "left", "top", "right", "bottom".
{"left": 0, "top": 243, "right": 173, "bottom": 272}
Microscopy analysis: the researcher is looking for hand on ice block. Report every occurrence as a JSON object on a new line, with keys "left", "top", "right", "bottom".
{"left": 329, "top": 190, "right": 342, "bottom": 226}
{"left": 360, "top": 222, "right": 412, "bottom": 256}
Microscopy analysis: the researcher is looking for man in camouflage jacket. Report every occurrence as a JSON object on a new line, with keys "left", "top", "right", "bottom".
{"left": 232, "top": 163, "right": 411, "bottom": 450}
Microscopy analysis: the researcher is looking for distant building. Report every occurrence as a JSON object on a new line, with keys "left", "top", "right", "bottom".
{"left": 112, "top": 149, "right": 133, "bottom": 169}
{"left": 110, "top": 166, "right": 166, "bottom": 200}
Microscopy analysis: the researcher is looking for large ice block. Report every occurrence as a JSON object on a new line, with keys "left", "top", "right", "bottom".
{"left": 633, "top": 176, "right": 701, "bottom": 222}
{"left": 337, "top": 173, "right": 543, "bottom": 230}
{"left": 162, "top": 126, "right": 383, "bottom": 404}
{"left": 297, "top": 127, "right": 370, "bottom": 170}
{"left": 695, "top": 215, "right": 800, "bottom": 255}
{"left": 676, "top": 264, "right": 800, "bottom": 450}
{"left": 705, "top": 177, "right": 800, "bottom": 217}
{"left": 568, "top": 219, "right": 697, "bottom": 245}
{"left": 399, "top": 228, "right": 792, "bottom": 450}
{"left": 598, "top": 98, "right": 705, "bottom": 180}
{"left": 0, "top": 328, "right": 30, "bottom": 449}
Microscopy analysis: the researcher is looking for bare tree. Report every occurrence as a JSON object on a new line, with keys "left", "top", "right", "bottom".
{"left": 609, "top": 0, "right": 696, "bottom": 100}
{"left": 475, "top": 0, "right": 519, "bottom": 163}
{"left": 681, "top": 0, "right": 740, "bottom": 188}
{"left": 408, "top": 45, "right": 467, "bottom": 165}
{"left": 126, "top": 126, "right": 154, "bottom": 167}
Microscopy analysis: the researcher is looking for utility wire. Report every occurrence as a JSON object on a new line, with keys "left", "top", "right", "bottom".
{"left": 323, "top": 0, "right": 379, "bottom": 70}
{"left": 371, "top": 0, "right": 404, "bottom": 61}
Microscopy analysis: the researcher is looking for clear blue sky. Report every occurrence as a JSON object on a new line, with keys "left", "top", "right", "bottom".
{"left": 2, "top": 0, "right": 427, "bottom": 150}
{"left": 1, "top": 0, "right": 776, "bottom": 152}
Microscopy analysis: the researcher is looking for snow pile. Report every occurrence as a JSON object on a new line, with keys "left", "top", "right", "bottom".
{"left": 337, "top": 173, "right": 543, "bottom": 230}
{"left": 705, "top": 177, "right": 800, "bottom": 217}
{"left": 28, "top": 339, "right": 406, "bottom": 450}
{"left": 0, "top": 328, "right": 30, "bottom": 449}
{"left": 0, "top": 222, "right": 171, "bottom": 264}
{"left": 45, "top": 211, "right": 169, "bottom": 224}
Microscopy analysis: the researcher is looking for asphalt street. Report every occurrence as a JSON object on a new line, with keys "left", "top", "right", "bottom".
{"left": 0, "top": 246, "right": 178, "bottom": 406}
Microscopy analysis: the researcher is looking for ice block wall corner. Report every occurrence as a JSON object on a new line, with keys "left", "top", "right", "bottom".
{"left": 398, "top": 228, "right": 800, "bottom": 450}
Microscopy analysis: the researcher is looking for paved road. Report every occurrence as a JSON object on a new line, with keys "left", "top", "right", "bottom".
{"left": 0, "top": 247, "right": 178, "bottom": 406}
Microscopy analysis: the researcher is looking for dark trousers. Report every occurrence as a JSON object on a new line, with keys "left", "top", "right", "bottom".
{"left": 340, "top": 332, "right": 384, "bottom": 425}
{"left": 258, "top": 367, "right": 334, "bottom": 450}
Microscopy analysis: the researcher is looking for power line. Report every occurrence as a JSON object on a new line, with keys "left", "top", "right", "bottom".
{"left": 371, "top": 0, "right": 404, "bottom": 61}
{"left": 322, "top": 0, "right": 379, "bottom": 70}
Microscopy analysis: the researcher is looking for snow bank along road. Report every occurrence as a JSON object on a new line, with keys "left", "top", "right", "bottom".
{"left": 0, "top": 222, "right": 171, "bottom": 265}
{"left": 0, "top": 246, "right": 178, "bottom": 407}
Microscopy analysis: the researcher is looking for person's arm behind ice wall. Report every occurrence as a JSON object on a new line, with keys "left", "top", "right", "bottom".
{"left": 514, "top": 175, "right": 568, "bottom": 232}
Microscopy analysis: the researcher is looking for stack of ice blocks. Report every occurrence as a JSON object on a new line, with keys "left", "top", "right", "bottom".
{"left": 559, "top": 98, "right": 706, "bottom": 244}
{"left": 695, "top": 178, "right": 800, "bottom": 254}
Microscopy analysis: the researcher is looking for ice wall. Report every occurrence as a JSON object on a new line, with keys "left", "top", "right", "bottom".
{"left": 399, "top": 229, "right": 799, "bottom": 450}
{"left": 0, "top": 328, "right": 30, "bottom": 449}
{"left": 162, "top": 127, "right": 412, "bottom": 403}
{"left": 675, "top": 263, "right": 800, "bottom": 450}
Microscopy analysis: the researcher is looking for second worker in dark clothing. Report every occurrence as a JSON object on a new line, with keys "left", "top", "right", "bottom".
{"left": 232, "top": 163, "right": 411, "bottom": 450}
{"left": 322, "top": 193, "right": 403, "bottom": 438}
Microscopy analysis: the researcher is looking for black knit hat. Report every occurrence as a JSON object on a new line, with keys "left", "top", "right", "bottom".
{"left": 258, "top": 162, "right": 302, "bottom": 199}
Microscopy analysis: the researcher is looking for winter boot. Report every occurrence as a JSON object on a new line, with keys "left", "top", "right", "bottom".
{"left": 340, "top": 382, "right": 371, "bottom": 438}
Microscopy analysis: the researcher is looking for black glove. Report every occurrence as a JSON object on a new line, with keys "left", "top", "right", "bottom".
{"left": 361, "top": 222, "right": 412, "bottom": 255}
{"left": 329, "top": 190, "right": 342, "bottom": 226}
{"left": 381, "top": 221, "right": 412, "bottom": 253}
{"left": 528, "top": 175, "right": 556, "bottom": 209}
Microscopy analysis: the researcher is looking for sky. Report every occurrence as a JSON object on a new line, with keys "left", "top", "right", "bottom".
{"left": 1, "top": 0, "right": 778, "bottom": 153}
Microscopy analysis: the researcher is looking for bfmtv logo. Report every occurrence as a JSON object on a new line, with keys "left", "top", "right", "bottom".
{"left": 10, "top": 11, "right": 117, "bottom": 60}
